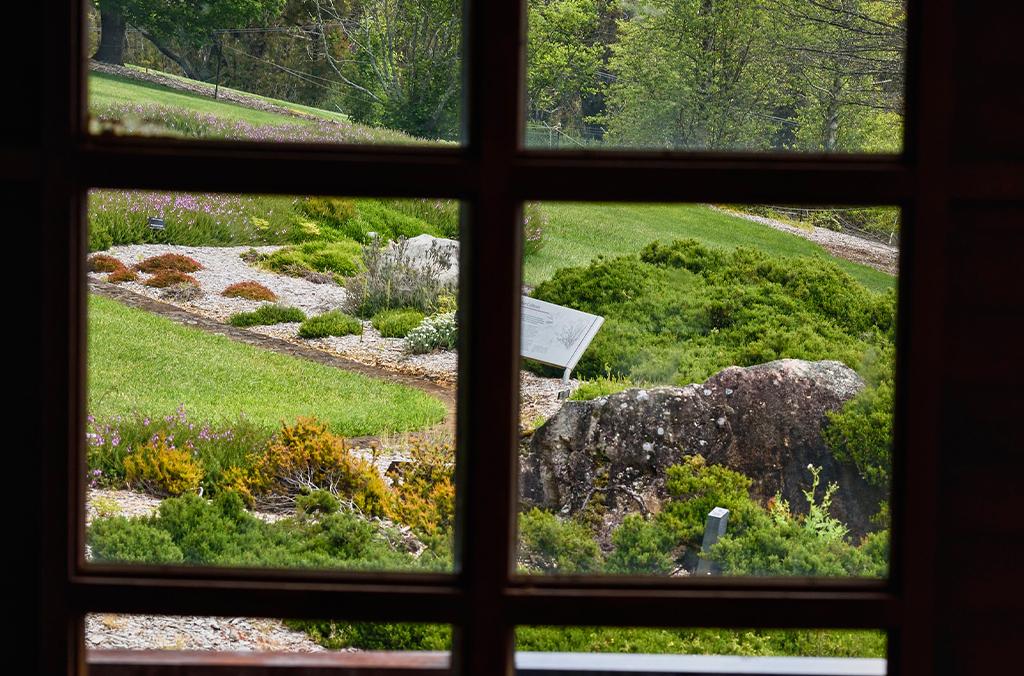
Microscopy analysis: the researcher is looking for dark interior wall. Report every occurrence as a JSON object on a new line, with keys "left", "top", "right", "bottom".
{"left": 11, "top": 1, "right": 1023, "bottom": 674}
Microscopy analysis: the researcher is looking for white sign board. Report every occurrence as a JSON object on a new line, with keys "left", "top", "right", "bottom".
{"left": 521, "top": 296, "right": 604, "bottom": 382}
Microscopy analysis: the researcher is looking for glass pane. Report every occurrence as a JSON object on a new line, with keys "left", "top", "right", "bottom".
{"left": 525, "top": 1, "right": 905, "bottom": 153}
{"left": 87, "top": 614, "right": 451, "bottom": 659}
{"left": 85, "top": 191, "right": 460, "bottom": 572}
{"left": 517, "top": 202, "right": 896, "bottom": 577}
{"left": 86, "top": 1, "right": 462, "bottom": 146}
{"left": 516, "top": 626, "right": 886, "bottom": 671}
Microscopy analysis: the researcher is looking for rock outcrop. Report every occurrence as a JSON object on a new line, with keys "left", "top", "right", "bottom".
{"left": 520, "top": 359, "right": 884, "bottom": 542}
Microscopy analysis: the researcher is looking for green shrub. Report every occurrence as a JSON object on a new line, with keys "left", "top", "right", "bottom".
{"left": 570, "top": 372, "right": 642, "bottom": 401}
{"left": 292, "top": 621, "right": 451, "bottom": 651}
{"left": 605, "top": 514, "right": 675, "bottom": 574}
{"left": 228, "top": 304, "right": 306, "bottom": 327}
{"left": 298, "top": 311, "right": 363, "bottom": 338}
{"left": 260, "top": 240, "right": 363, "bottom": 278}
{"left": 405, "top": 313, "right": 457, "bottom": 353}
{"left": 88, "top": 517, "right": 184, "bottom": 564}
{"left": 372, "top": 308, "right": 425, "bottom": 338}
{"left": 529, "top": 239, "right": 896, "bottom": 388}
{"left": 517, "top": 508, "right": 603, "bottom": 574}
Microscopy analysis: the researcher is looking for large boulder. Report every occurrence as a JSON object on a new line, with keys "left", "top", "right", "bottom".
{"left": 520, "top": 359, "right": 884, "bottom": 543}
{"left": 389, "top": 234, "right": 459, "bottom": 286}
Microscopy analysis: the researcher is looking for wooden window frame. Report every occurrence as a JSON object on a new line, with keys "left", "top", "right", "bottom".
{"left": 34, "top": 0, "right": 960, "bottom": 673}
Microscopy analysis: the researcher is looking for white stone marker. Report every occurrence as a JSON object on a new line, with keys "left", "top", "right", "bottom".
{"left": 521, "top": 296, "right": 604, "bottom": 384}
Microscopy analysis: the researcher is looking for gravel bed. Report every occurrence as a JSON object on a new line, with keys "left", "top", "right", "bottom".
{"left": 88, "top": 244, "right": 348, "bottom": 320}
{"left": 710, "top": 206, "right": 899, "bottom": 275}
{"left": 86, "top": 614, "right": 329, "bottom": 653}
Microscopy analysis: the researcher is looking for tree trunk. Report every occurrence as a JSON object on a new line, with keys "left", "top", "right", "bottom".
{"left": 93, "top": 5, "right": 127, "bottom": 65}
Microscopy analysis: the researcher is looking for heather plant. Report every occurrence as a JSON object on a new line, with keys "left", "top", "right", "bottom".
{"left": 258, "top": 240, "right": 363, "bottom": 278}
{"left": 405, "top": 313, "right": 458, "bottom": 354}
{"left": 87, "top": 254, "right": 126, "bottom": 273}
{"left": 298, "top": 311, "right": 363, "bottom": 339}
{"left": 222, "top": 281, "right": 277, "bottom": 301}
{"left": 107, "top": 267, "right": 139, "bottom": 283}
{"left": 122, "top": 433, "right": 204, "bottom": 497}
{"left": 143, "top": 270, "right": 199, "bottom": 288}
{"left": 386, "top": 438, "right": 456, "bottom": 539}
{"left": 87, "top": 407, "right": 270, "bottom": 494}
{"left": 235, "top": 418, "right": 391, "bottom": 515}
{"left": 522, "top": 201, "right": 548, "bottom": 255}
{"left": 345, "top": 237, "right": 455, "bottom": 317}
{"left": 228, "top": 304, "right": 306, "bottom": 327}
{"left": 371, "top": 308, "right": 425, "bottom": 338}
{"left": 135, "top": 253, "right": 203, "bottom": 273}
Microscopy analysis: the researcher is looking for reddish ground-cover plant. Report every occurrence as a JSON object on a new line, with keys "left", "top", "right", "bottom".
{"left": 144, "top": 270, "right": 200, "bottom": 288}
{"left": 88, "top": 254, "right": 126, "bottom": 273}
{"left": 107, "top": 267, "right": 139, "bottom": 283}
{"left": 221, "top": 281, "right": 278, "bottom": 301}
{"left": 135, "top": 253, "right": 203, "bottom": 273}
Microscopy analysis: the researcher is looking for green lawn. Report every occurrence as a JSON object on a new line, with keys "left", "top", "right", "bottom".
{"left": 90, "top": 71, "right": 309, "bottom": 128}
{"left": 88, "top": 294, "right": 447, "bottom": 436}
{"left": 524, "top": 202, "right": 895, "bottom": 292}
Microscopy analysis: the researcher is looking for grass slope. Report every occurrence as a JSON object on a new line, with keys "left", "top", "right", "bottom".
{"left": 524, "top": 202, "right": 894, "bottom": 292}
{"left": 88, "top": 294, "right": 446, "bottom": 436}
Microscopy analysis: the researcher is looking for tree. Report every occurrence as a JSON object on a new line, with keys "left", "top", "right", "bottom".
{"left": 94, "top": 0, "right": 286, "bottom": 81}
{"left": 526, "top": 0, "right": 605, "bottom": 140}
{"left": 92, "top": 1, "right": 130, "bottom": 65}
{"left": 601, "top": 0, "right": 787, "bottom": 150}
{"left": 769, "top": 0, "right": 905, "bottom": 152}
{"left": 308, "top": 0, "right": 461, "bottom": 140}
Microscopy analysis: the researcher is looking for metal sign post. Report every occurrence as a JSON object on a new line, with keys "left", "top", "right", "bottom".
{"left": 520, "top": 296, "right": 604, "bottom": 387}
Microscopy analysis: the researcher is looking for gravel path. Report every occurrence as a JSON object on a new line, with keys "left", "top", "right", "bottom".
{"left": 86, "top": 614, "right": 329, "bottom": 653}
{"left": 710, "top": 206, "right": 899, "bottom": 275}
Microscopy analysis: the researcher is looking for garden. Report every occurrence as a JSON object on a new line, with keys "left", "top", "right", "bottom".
{"left": 84, "top": 26, "right": 898, "bottom": 660}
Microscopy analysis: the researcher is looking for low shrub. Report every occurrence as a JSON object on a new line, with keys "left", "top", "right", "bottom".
{"left": 372, "top": 309, "right": 425, "bottom": 338}
{"left": 88, "top": 517, "right": 184, "bottom": 564}
{"left": 345, "top": 237, "right": 455, "bottom": 317}
{"left": 386, "top": 438, "right": 455, "bottom": 538}
{"left": 517, "top": 508, "right": 603, "bottom": 574}
{"left": 160, "top": 282, "right": 203, "bottom": 302}
{"left": 405, "top": 313, "right": 457, "bottom": 354}
{"left": 88, "top": 254, "right": 125, "bottom": 273}
{"left": 222, "top": 281, "right": 278, "bottom": 301}
{"left": 122, "top": 433, "right": 204, "bottom": 497}
{"left": 522, "top": 202, "right": 548, "bottom": 256}
{"left": 259, "top": 240, "right": 363, "bottom": 278}
{"left": 235, "top": 417, "right": 391, "bottom": 515}
{"left": 228, "top": 304, "right": 306, "bottom": 327}
{"left": 569, "top": 372, "right": 642, "bottom": 401}
{"left": 135, "top": 253, "right": 203, "bottom": 273}
{"left": 107, "top": 267, "right": 139, "bottom": 283}
{"left": 143, "top": 270, "right": 199, "bottom": 288}
{"left": 298, "top": 311, "right": 363, "bottom": 338}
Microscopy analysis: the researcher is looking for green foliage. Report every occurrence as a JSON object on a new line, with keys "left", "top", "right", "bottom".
{"left": 518, "top": 508, "right": 603, "bottom": 574}
{"left": 405, "top": 313, "right": 458, "bottom": 354}
{"left": 259, "top": 240, "right": 363, "bottom": 278}
{"left": 569, "top": 371, "right": 642, "bottom": 401}
{"left": 374, "top": 199, "right": 460, "bottom": 239}
{"left": 824, "top": 345, "right": 895, "bottom": 491}
{"left": 89, "top": 491, "right": 412, "bottom": 570}
{"left": 298, "top": 311, "right": 363, "bottom": 339}
{"left": 88, "top": 516, "right": 184, "bottom": 564}
{"left": 292, "top": 621, "right": 452, "bottom": 651}
{"left": 372, "top": 308, "right": 426, "bottom": 338}
{"left": 529, "top": 239, "right": 895, "bottom": 387}
{"left": 228, "top": 304, "right": 306, "bottom": 327}
{"left": 658, "top": 456, "right": 760, "bottom": 547}
{"left": 604, "top": 514, "right": 675, "bottom": 574}
{"left": 515, "top": 626, "right": 886, "bottom": 657}
{"left": 295, "top": 489, "right": 341, "bottom": 519}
